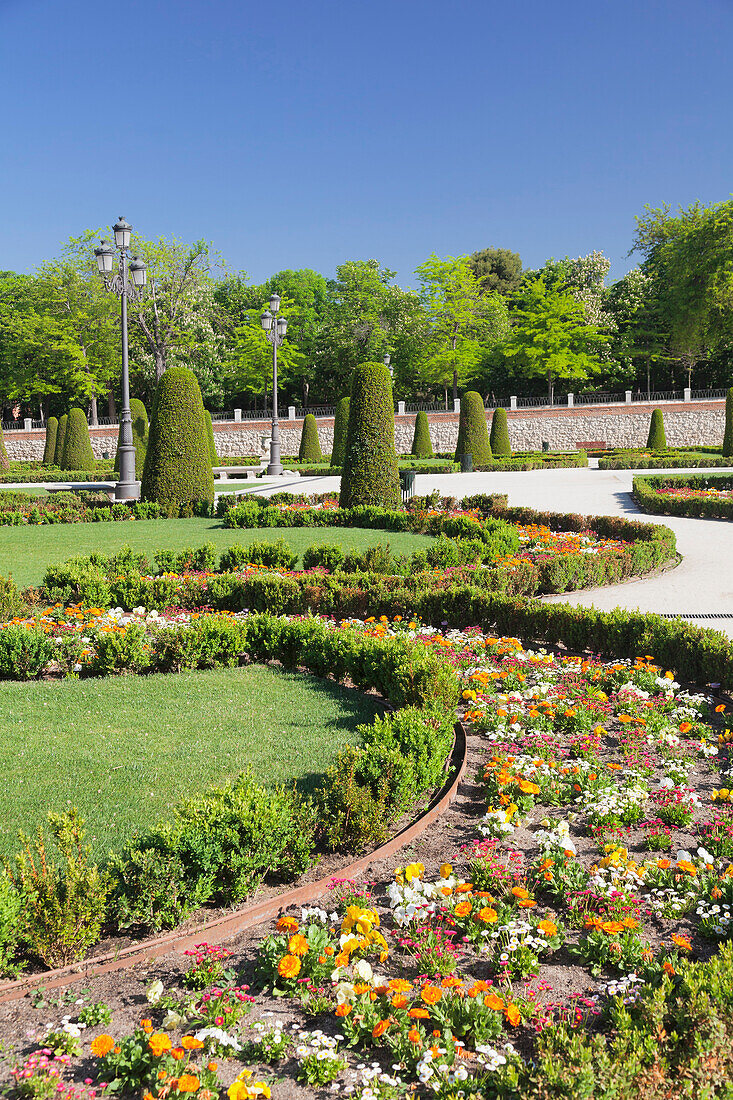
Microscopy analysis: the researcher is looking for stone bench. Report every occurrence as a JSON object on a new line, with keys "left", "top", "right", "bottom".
{"left": 574, "top": 441, "right": 607, "bottom": 451}
{"left": 213, "top": 465, "right": 264, "bottom": 480}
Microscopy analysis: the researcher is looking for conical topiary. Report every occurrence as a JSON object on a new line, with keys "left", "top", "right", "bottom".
{"left": 331, "top": 397, "right": 350, "bottom": 467}
{"left": 489, "top": 407, "right": 511, "bottom": 456}
{"left": 723, "top": 387, "right": 733, "bottom": 457}
{"left": 43, "top": 417, "right": 58, "bottom": 466}
{"left": 61, "top": 408, "right": 96, "bottom": 471}
{"left": 411, "top": 410, "right": 433, "bottom": 457}
{"left": 299, "top": 413, "right": 323, "bottom": 462}
{"left": 114, "top": 399, "right": 149, "bottom": 479}
{"left": 454, "top": 391, "right": 492, "bottom": 465}
{"left": 205, "top": 411, "right": 217, "bottom": 465}
{"left": 54, "top": 414, "right": 68, "bottom": 466}
{"left": 646, "top": 408, "right": 667, "bottom": 451}
{"left": 141, "top": 366, "right": 214, "bottom": 511}
{"left": 339, "top": 363, "right": 400, "bottom": 509}
{"left": 0, "top": 426, "right": 8, "bottom": 471}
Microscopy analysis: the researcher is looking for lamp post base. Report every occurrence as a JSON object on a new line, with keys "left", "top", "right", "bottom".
{"left": 115, "top": 480, "right": 141, "bottom": 502}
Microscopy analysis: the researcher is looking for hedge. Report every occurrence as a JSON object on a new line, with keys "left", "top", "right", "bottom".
{"left": 43, "top": 418, "right": 58, "bottom": 467}
{"left": 340, "top": 363, "right": 400, "bottom": 509}
{"left": 454, "top": 391, "right": 491, "bottom": 464}
{"left": 298, "top": 413, "right": 323, "bottom": 462}
{"left": 61, "top": 409, "right": 96, "bottom": 471}
{"left": 0, "top": 426, "right": 8, "bottom": 473}
{"left": 647, "top": 408, "right": 667, "bottom": 450}
{"left": 114, "top": 399, "right": 149, "bottom": 479}
{"left": 724, "top": 387, "right": 733, "bottom": 457}
{"left": 489, "top": 407, "right": 511, "bottom": 456}
{"left": 53, "top": 414, "right": 68, "bottom": 467}
{"left": 331, "top": 397, "right": 349, "bottom": 467}
{"left": 205, "top": 410, "right": 217, "bottom": 465}
{"left": 599, "top": 452, "right": 733, "bottom": 470}
{"left": 411, "top": 410, "right": 433, "bottom": 457}
{"left": 141, "top": 366, "right": 214, "bottom": 513}
{"left": 634, "top": 473, "right": 733, "bottom": 520}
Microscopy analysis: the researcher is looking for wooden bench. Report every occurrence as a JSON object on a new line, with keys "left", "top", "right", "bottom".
{"left": 574, "top": 441, "right": 607, "bottom": 451}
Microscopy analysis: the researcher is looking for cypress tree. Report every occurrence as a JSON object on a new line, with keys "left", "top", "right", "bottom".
{"left": 299, "top": 413, "right": 323, "bottom": 462}
{"left": 489, "top": 407, "right": 511, "bottom": 456}
{"left": 205, "top": 411, "right": 218, "bottom": 465}
{"left": 723, "top": 387, "right": 733, "bottom": 457}
{"left": 54, "top": 414, "right": 68, "bottom": 466}
{"left": 331, "top": 397, "right": 350, "bottom": 467}
{"left": 646, "top": 408, "right": 667, "bottom": 451}
{"left": 0, "top": 426, "right": 8, "bottom": 472}
{"left": 114, "top": 400, "right": 149, "bottom": 479}
{"left": 141, "top": 367, "right": 214, "bottom": 511}
{"left": 61, "top": 408, "right": 96, "bottom": 471}
{"left": 339, "top": 362, "right": 400, "bottom": 509}
{"left": 454, "top": 391, "right": 492, "bottom": 465}
{"left": 43, "top": 417, "right": 58, "bottom": 466}
{"left": 411, "top": 410, "right": 433, "bottom": 457}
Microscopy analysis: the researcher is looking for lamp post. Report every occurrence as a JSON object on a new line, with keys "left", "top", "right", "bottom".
{"left": 94, "top": 217, "right": 147, "bottom": 501}
{"left": 384, "top": 353, "right": 393, "bottom": 378}
{"left": 260, "top": 293, "right": 288, "bottom": 476}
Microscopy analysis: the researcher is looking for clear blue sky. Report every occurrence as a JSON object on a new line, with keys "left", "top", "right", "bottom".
{"left": 1, "top": 0, "right": 731, "bottom": 288}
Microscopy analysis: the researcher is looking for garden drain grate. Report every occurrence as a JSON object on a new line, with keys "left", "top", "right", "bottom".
{"left": 659, "top": 613, "right": 733, "bottom": 620}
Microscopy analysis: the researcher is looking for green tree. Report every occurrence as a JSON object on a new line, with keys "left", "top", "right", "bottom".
{"left": 61, "top": 408, "right": 95, "bottom": 471}
{"left": 43, "top": 417, "right": 58, "bottom": 466}
{"left": 54, "top": 414, "right": 68, "bottom": 466}
{"left": 141, "top": 367, "right": 214, "bottom": 512}
{"left": 489, "top": 407, "right": 511, "bottom": 456}
{"left": 468, "top": 247, "right": 523, "bottom": 296}
{"left": 331, "top": 397, "right": 350, "bottom": 467}
{"left": 340, "top": 362, "right": 400, "bottom": 509}
{"left": 411, "top": 410, "right": 433, "bottom": 457}
{"left": 114, "top": 399, "right": 148, "bottom": 479}
{"left": 647, "top": 409, "right": 667, "bottom": 450}
{"left": 225, "top": 298, "right": 304, "bottom": 411}
{"left": 298, "top": 413, "right": 323, "bottom": 462}
{"left": 454, "top": 391, "right": 492, "bottom": 465}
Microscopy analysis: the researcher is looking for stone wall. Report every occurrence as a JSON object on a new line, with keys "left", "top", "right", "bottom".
{"left": 2, "top": 400, "right": 725, "bottom": 462}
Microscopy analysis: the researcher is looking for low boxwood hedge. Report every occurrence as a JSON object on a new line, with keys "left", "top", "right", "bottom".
{"left": 600, "top": 452, "right": 733, "bottom": 470}
{"left": 634, "top": 473, "right": 733, "bottom": 519}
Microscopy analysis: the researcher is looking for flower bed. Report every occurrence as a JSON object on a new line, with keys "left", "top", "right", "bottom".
{"left": 634, "top": 473, "right": 733, "bottom": 520}
{"left": 599, "top": 450, "right": 733, "bottom": 470}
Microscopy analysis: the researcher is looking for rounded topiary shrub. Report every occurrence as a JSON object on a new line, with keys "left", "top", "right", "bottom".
{"left": 454, "top": 391, "right": 492, "bottom": 464}
{"left": 724, "top": 387, "right": 733, "bottom": 457}
{"left": 331, "top": 397, "right": 350, "bottom": 467}
{"left": 43, "top": 417, "right": 58, "bottom": 466}
{"left": 114, "top": 399, "right": 149, "bottom": 479}
{"left": 647, "top": 408, "right": 667, "bottom": 451}
{"left": 205, "top": 411, "right": 217, "bottom": 465}
{"left": 0, "top": 426, "right": 8, "bottom": 472}
{"left": 299, "top": 413, "right": 323, "bottom": 462}
{"left": 54, "top": 414, "right": 68, "bottom": 466}
{"left": 339, "top": 363, "right": 400, "bottom": 509}
{"left": 61, "top": 408, "right": 96, "bottom": 471}
{"left": 141, "top": 366, "right": 214, "bottom": 512}
{"left": 489, "top": 407, "right": 511, "bottom": 456}
{"left": 411, "top": 410, "right": 433, "bottom": 457}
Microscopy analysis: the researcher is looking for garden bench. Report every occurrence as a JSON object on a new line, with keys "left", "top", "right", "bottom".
{"left": 212, "top": 465, "right": 265, "bottom": 480}
{"left": 574, "top": 441, "right": 606, "bottom": 450}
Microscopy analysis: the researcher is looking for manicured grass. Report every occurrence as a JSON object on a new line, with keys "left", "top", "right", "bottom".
{"left": 0, "top": 664, "right": 382, "bottom": 860}
{"left": 0, "top": 517, "right": 433, "bottom": 587}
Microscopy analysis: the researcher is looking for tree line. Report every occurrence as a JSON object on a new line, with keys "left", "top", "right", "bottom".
{"left": 1, "top": 197, "right": 732, "bottom": 421}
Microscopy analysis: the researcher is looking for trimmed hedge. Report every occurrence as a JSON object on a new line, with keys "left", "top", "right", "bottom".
{"left": 411, "top": 410, "right": 433, "bottom": 458}
{"left": 114, "top": 399, "right": 149, "bottom": 479}
{"left": 599, "top": 452, "right": 733, "bottom": 470}
{"left": 724, "top": 387, "right": 733, "bottom": 458}
{"left": 489, "top": 407, "right": 511, "bottom": 456}
{"left": 647, "top": 408, "right": 667, "bottom": 450}
{"left": 54, "top": 414, "right": 68, "bottom": 467}
{"left": 298, "top": 413, "right": 323, "bottom": 462}
{"left": 141, "top": 367, "right": 214, "bottom": 514}
{"left": 331, "top": 397, "right": 350, "bottom": 467}
{"left": 454, "top": 391, "right": 491, "bottom": 464}
{"left": 43, "top": 418, "right": 58, "bottom": 467}
{"left": 634, "top": 473, "right": 733, "bottom": 520}
{"left": 205, "top": 410, "right": 217, "bottom": 466}
{"left": 61, "top": 409, "right": 95, "bottom": 471}
{"left": 0, "top": 426, "right": 8, "bottom": 472}
{"left": 340, "top": 363, "right": 400, "bottom": 509}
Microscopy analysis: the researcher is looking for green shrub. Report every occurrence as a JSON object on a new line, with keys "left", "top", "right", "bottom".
{"left": 298, "top": 413, "right": 323, "bottom": 462}
{"left": 141, "top": 366, "right": 214, "bottom": 512}
{"left": 0, "top": 625, "right": 55, "bottom": 679}
{"left": 205, "top": 410, "right": 217, "bottom": 465}
{"left": 54, "top": 414, "right": 68, "bottom": 466}
{"left": 342, "top": 542, "right": 394, "bottom": 574}
{"left": 43, "top": 417, "right": 58, "bottom": 466}
{"left": 331, "top": 397, "right": 350, "bottom": 467}
{"left": 0, "top": 872, "right": 21, "bottom": 976}
{"left": 724, "top": 387, "right": 733, "bottom": 457}
{"left": 318, "top": 745, "right": 390, "bottom": 852}
{"left": 220, "top": 539, "right": 297, "bottom": 571}
{"left": 302, "top": 543, "right": 345, "bottom": 572}
{"left": 646, "top": 408, "right": 667, "bottom": 450}
{"left": 0, "top": 426, "right": 8, "bottom": 472}
{"left": 0, "top": 575, "right": 24, "bottom": 621}
{"left": 411, "top": 410, "right": 433, "bottom": 457}
{"left": 454, "top": 391, "right": 492, "bottom": 464}
{"left": 114, "top": 399, "right": 149, "bottom": 479}
{"left": 489, "top": 406, "right": 511, "bottom": 456}
{"left": 340, "top": 362, "right": 400, "bottom": 509}
{"left": 61, "top": 408, "right": 96, "bottom": 471}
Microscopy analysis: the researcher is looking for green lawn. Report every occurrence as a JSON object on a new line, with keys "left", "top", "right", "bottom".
{"left": 0, "top": 518, "right": 433, "bottom": 587}
{"left": 0, "top": 664, "right": 382, "bottom": 860}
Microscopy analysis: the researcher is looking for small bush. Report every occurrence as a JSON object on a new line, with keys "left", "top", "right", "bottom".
{"left": 340, "top": 363, "right": 400, "bottom": 509}
{"left": 302, "top": 544, "right": 346, "bottom": 572}
{"left": 724, "top": 387, "right": 733, "bottom": 457}
{"left": 0, "top": 625, "right": 55, "bottom": 679}
{"left": 54, "top": 414, "right": 68, "bottom": 466}
{"left": 61, "top": 408, "right": 96, "bottom": 471}
{"left": 0, "top": 872, "right": 21, "bottom": 976}
{"left": 647, "top": 408, "right": 667, "bottom": 450}
{"left": 43, "top": 417, "right": 58, "bottom": 466}
{"left": 489, "top": 406, "right": 511, "bottom": 456}
{"left": 114, "top": 399, "right": 149, "bottom": 479}
{"left": 141, "top": 366, "right": 214, "bottom": 511}
{"left": 454, "top": 391, "right": 492, "bottom": 464}
{"left": 0, "top": 427, "right": 8, "bottom": 472}
{"left": 298, "top": 413, "right": 323, "bottom": 462}
{"left": 331, "top": 397, "right": 350, "bottom": 467}
{"left": 411, "top": 410, "right": 433, "bottom": 457}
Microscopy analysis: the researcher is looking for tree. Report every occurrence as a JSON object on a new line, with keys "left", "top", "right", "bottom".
{"left": 724, "top": 388, "right": 733, "bottom": 457}
{"left": 340, "top": 362, "right": 400, "bottom": 509}
{"left": 500, "top": 277, "right": 608, "bottom": 402}
{"left": 647, "top": 409, "right": 667, "bottom": 450}
{"left": 411, "top": 410, "right": 433, "bottom": 457}
{"left": 61, "top": 408, "right": 95, "bottom": 471}
{"left": 224, "top": 297, "right": 304, "bottom": 412}
{"left": 141, "top": 367, "right": 214, "bottom": 512}
{"left": 454, "top": 391, "right": 492, "bottom": 465}
{"left": 114, "top": 399, "right": 148, "bottom": 479}
{"left": 331, "top": 397, "right": 350, "bottom": 467}
{"left": 298, "top": 413, "right": 322, "bottom": 462}
{"left": 43, "top": 417, "right": 58, "bottom": 466}
{"left": 54, "top": 414, "right": 68, "bottom": 466}
{"left": 468, "top": 248, "right": 523, "bottom": 297}
{"left": 489, "top": 407, "right": 511, "bottom": 456}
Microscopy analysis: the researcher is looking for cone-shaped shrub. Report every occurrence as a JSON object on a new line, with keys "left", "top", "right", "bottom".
{"left": 411, "top": 410, "right": 433, "bottom": 457}
{"left": 339, "top": 363, "right": 400, "bottom": 509}
{"left": 723, "top": 387, "right": 733, "bottom": 457}
{"left": 646, "top": 408, "right": 667, "bottom": 451}
{"left": 0, "top": 427, "right": 8, "bottom": 471}
{"left": 454, "top": 391, "right": 492, "bottom": 464}
{"left": 43, "top": 417, "right": 58, "bottom": 466}
{"left": 331, "top": 397, "right": 350, "bottom": 467}
{"left": 205, "top": 411, "right": 217, "bottom": 465}
{"left": 61, "top": 408, "right": 95, "bottom": 471}
{"left": 299, "top": 413, "right": 323, "bottom": 462}
{"left": 489, "top": 407, "right": 511, "bottom": 456}
{"left": 114, "top": 400, "right": 149, "bottom": 479}
{"left": 141, "top": 366, "right": 214, "bottom": 510}
{"left": 54, "top": 414, "right": 68, "bottom": 466}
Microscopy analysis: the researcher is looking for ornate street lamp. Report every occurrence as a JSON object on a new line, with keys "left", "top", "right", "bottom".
{"left": 260, "top": 292, "right": 288, "bottom": 476}
{"left": 94, "top": 217, "right": 147, "bottom": 501}
{"left": 384, "top": 353, "right": 393, "bottom": 378}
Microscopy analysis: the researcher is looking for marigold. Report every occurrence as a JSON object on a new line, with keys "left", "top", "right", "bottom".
{"left": 276, "top": 915, "right": 299, "bottom": 933}
{"left": 391, "top": 994, "right": 408, "bottom": 1009}
{"left": 505, "top": 1004, "right": 521, "bottom": 1026}
{"left": 178, "top": 1075, "right": 201, "bottom": 1093}
{"left": 148, "top": 1033, "right": 173, "bottom": 1057}
{"left": 408, "top": 1007, "right": 430, "bottom": 1018}
{"left": 277, "top": 954, "right": 301, "bottom": 978}
{"left": 181, "top": 1037, "right": 204, "bottom": 1051}
{"left": 512, "top": 886, "right": 530, "bottom": 899}
{"left": 372, "top": 1020, "right": 390, "bottom": 1038}
{"left": 538, "top": 919, "right": 557, "bottom": 937}
{"left": 672, "top": 933, "right": 692, "bottom": 951}
{"left": 140, "top": 1019, "right": 153, "bottom": 1032}
{"left": 421, "top": 984, "right": 442, "bottom": 1005}
{"left": 171, "top": 1048, "right": 185, "bottom": 1061}
{"left": 335, "top": 1003, "right": 352, "bottom": 1017}
{"left": 90, "top": 1035, "right": 115, "bottom": 1057}
{"left": 677, "top": 859, "right": 697, "bottom": 876}
{"left": 478, "top": 906, "right": 498, "bottom": 923}
{"left": 287, "top": 933, "right": 309, "bottom": 956}
{"left": 408, "top": 1027, "right": 422, "bottom": 1044}
{"left": 484, "top": 993, "right": 504, "bottom": 1011}
{"left": 601, "top": 921, "right": 624, "bottom": 934}
{"left": 389, "top": 978, "right": 413, "bottom": 992}
{"left": 442, "top": 976, "right": 463, "bottom": 988}
{"left": 454, "top": 901, "right": 472, "bottom": 918}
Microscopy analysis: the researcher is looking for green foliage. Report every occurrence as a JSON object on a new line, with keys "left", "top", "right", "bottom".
{"left": 331, "top": 397, "right": 350, "bottom": 466}
{"left": 0, "top": 871, "right": 21, "bottom": 975}
{"left": 298, "top": 412, "right": 323, "bottom": 462}
{"left": 454, "top": 390, "right": 492, "bottom": 463}
{"left": 468, "top": 246, "right": 523, "bottom": 295}
{"left": 205, "top": 409, "right": 217, "bottom": 464}
{"left": 61, "top": 407, "right": 95, "bottom": 471}
{"left": 141, "top": 366, "right": 214, "bottom": 512}
{"left": 43, "top": 417, "right": 58, "bottom": 466}
{"left": 489, "top": 406, "right": 511, "bottom": 455}
{"left": 220, "top": 538, "right": 297, "bottom": 571}
{"left": 302, "top": 543, "right": 345, "bottom": 572}
{"left": 724, "top": 387, "right": 733, "bottom": 457}
{"left": 54, "top": 413, "right": 68, "bottom": 466}
{"left": 635, "top": 473, "right": 733, "bottom": 520}
{"left": 340, "top": 362, "right": 400, "bottom": 509}
{"left": 0, "top": 625, "right": 55, "bottom": 679}
{"left": 646, "top": 408, "right": 667, "bottom": 450}
{"left": 0, "top": 428, "right": 9, "bottom": 474}
{"left": 114, "top": 399, "right": 149, "bottom": 479}
{"left": 411, "top": 410, "right": 433, "bottom": 457}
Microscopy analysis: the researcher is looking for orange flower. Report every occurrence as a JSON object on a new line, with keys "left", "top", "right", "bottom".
{"left": 478, "top": 906, "right": 498, "bottom": 923}
{"left": 517, "top": 899, "right": 537, "bottom": 908}
{"left": 171, "top": 1048, "right": 185, "bottom": 1061}
{"left": 407, "top": 1028, "right": 422, "bottom": 1044}
{"left": 148, "top": 1034, "right": 173, "bottom": 1057}
{"left": 177, "top": 1075, "right": 200, "bottom": 1093}
{"left": 601, "top": 921, "right": 624, "bottom": 935}
{"left": 484, "top": 993, "right": 505, "bottom": 1011}
{"left": 679, "top": 722, "right": 692, "bottom": 733}
{"left": 207, "top": 1063, "right": 218, "bottom": 1073}
{"left": 181, "top": 1037, "right": 204, "bottom": 1051}
{"left": 421, "top": 984, "right": 443, "bottom": 1005}
{"left": 657, "top": 859, "right": 671, "bottom": 870}
{"left": 288, "top": 933, "right": 309, "bottom": 956}
{"left": 389, "top": 978, "right": 413, "bottom": 992}
{"left": 372, "top": 1020, "right": 390, "bottom": 1038}
{"left": 504, "top": 1004, "right": 521, "bottom": 1026}
{"left": 517, "top": 779, "right": 540, "bottom": 795}
{"left": 663, "top": 962, "right": 675, "bottom": 976}
{"left": 277, "top": 954, "right": 301, "bottom": 978}
{"left": 391, "top": 995, "right": 408, "bottom": 1009}
{"left": 408, "top": 1007, "right": 430, "bottom": 1019}
{"left": 140, "top": 1019, "right": 153, "bottom": 1032}
{"left": 672, "top": 933, "right": 692, "bottom": 951}
{"left": 442, "top": 976, "right": 463, "bottom": 988}
{"left": 538, "top": 919, "right": 557, "bottom": 937}
{"left": 277, "top": 915, "right": 299, "bottom": 932}
{"left": 622, "top": 917, "right": 639, "bottom": 930}
{"left": 454, "top": 901, "right": 472, "bottom": 918}
{"left": 677, "top": 860, "right": 697, "bottom": 876}
{"left": 335, "top": 1003, "right": 352, "bottom": 1017}
{"left": 91, "top": 1035, "right": 115, "bottom": 1057}
{"left": 511, "top": 887, "right": 530, "bottom": 899}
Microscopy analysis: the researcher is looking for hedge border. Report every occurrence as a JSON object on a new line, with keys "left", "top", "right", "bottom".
{"left": 634, "top": 473, "right": 733, "bottom": 520}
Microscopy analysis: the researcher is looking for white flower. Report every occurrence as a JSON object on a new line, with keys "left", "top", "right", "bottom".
{"left": 146, "top": 979, "right": 164, "bottom": 1004}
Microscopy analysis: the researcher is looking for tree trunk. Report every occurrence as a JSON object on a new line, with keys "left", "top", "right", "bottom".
{"left": 444, "top": 387, "right": 449, "bottom": 411}
{"left": 89, "top": 395, "right": 98, "bottom": 426}
{"left": 155, "top": 352, "right": 165, "bottom": 380}
{"left": 452, "top": 368, "right": 458, "bottom": 403}
{"left": 302, "top": 381, "right": 310, "bottom": 408}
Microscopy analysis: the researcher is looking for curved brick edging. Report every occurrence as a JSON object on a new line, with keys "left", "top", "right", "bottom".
{"left": 0, "top": 723, "right": 468, "bottom": 1004}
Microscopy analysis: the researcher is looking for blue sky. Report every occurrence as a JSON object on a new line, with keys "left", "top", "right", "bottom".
{"left": 1, "top": 0, "right": 731, "bottom": 288}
